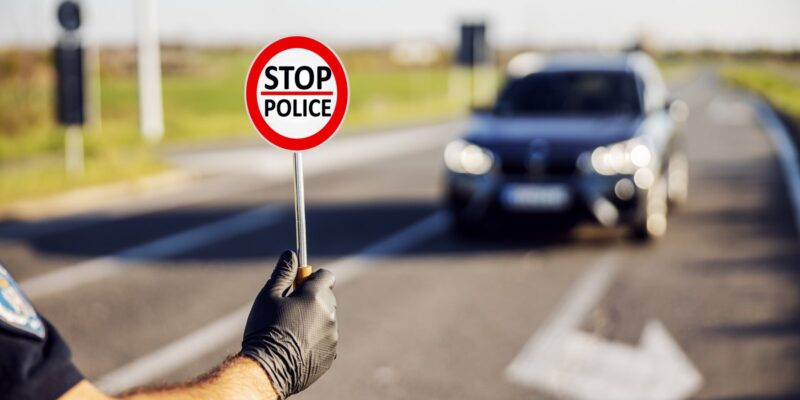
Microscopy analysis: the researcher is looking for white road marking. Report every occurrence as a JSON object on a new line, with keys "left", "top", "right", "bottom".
{"left": 169, "top": 121, "right": 461, "bottom": 179}
{"left": 506, "top": 251, "right": 702, "bottom": 400}
{"left": 96, "top": 307, "right": 250, "bottom": 394}
{"left": 535, "top": 252, "right": 619, "bottom": 335}
{"left": 14, "top": 122, "right": 458, "bottom": 299}
{"left": 0, "top": 176, "right": 276, "bottom": 241}
{"left": 14, "top": 121, "right": 458, "bottom": 297}
{"left": 706, "top": 97, "right": 754, "bottom": 126}
{"left": 0, "top": 121, "right": 458, "bottom": 240}
{"left": 95, "top": 211, "right": 447, "bottom": 394}
{"left": 21, "top": 206, "right": 285, "bottom": 300}
{"left": 753, "top": 99, "right": 800, "bottom": 236}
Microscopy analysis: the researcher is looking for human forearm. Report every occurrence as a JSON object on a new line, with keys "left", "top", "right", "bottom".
{"left": 121, "top": 356, "right": 277, "bottom": 400}
{"left": 60, "top": 250, "right": 337, "bottom": 400}
{"left": 60, "top": 356, "right": 277, "bottom": 400}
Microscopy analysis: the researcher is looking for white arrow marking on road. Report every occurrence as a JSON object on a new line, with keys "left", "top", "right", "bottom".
{"left": 506, "top": 252, "right": 702, "bottom": 400}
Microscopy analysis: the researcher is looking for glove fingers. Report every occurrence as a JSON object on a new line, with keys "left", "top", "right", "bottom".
{"left": 299, "top": 268, "right": 335, "bottom": 291}
{"left": 265, "top": 250, "right": 298, "bottom": 297}
{"left": 315, "top": 289, "right": 337, "bottom": 315}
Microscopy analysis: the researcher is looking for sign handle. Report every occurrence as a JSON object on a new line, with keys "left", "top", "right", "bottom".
{"left": 292, "top": 151, "right": 312, "bottom": 286}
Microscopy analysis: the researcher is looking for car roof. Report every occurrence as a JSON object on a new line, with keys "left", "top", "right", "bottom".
{"left": 506, "top": 52, "right": 655, "bottom": 77}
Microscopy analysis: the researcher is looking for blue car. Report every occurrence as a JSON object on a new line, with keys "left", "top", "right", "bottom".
{"left": 444, "top": 52, "right": 689, "bottom": 240}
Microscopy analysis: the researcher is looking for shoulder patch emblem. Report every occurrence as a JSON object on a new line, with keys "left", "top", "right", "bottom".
{"left": 0, "top": 263, "right": 45, "bottom": 339}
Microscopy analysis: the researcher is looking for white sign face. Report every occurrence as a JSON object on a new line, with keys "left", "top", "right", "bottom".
{"left": 257, "top": 48, "right": 338, "bottom": 139}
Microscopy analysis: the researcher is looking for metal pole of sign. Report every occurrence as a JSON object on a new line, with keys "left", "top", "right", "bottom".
{"left": 292, "top": 152, "right": 312, "bottom": 286}
{"left": 65, "top": 125, "right": 84, "bottom": 177}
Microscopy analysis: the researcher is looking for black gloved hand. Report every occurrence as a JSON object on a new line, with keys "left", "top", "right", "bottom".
{"left": 240, "top": 250, "right": 337, "bottom": 399}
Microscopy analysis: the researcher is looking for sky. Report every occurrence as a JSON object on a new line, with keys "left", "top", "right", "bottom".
{"left": 1, "top": 0, "right": 799, "bottom": 51}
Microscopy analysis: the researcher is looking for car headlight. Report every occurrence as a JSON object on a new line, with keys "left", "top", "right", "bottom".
{"left": 580, "top": 139, "right": 653, "bottom": 176}
{"left": 444, "top": 140, "right": 495, "bottom": 175}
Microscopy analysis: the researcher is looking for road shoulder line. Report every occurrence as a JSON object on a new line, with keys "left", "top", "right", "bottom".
{"left": 0, "top": 170, "right": 197, "bottom": 221}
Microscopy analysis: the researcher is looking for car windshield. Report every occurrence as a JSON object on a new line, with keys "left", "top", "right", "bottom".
{"left": 494, "top": 71, "right": 641, "bottom": 116}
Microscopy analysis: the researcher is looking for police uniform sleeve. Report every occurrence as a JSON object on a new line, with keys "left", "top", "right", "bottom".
{"left": 0, "top": 266, "right": 84, "bottom": 400}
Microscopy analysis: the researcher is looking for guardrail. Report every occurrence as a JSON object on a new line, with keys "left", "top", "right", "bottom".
{"left": 754, "top": 97, "right": 800, "bottom": 236}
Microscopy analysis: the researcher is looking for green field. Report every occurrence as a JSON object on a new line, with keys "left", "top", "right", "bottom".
{"left": 721, "top": 63, "right": 800, "bottom": 120}
{"left": 99, "top": 50, "right": 466, "bottom": 143}
{"left": 0, "top": 48, "right": 467, "bottom": 205}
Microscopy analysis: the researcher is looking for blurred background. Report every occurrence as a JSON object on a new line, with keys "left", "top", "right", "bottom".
{"left": 0, "top": 0, "right": 798, "bottom": 201}
{"left": 1, "top": 0, "right": 799, "bottom": 399}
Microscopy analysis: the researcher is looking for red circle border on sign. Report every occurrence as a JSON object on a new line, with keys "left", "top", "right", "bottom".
{"left": 245, "top": 36, "right": 349, "bottom": 151}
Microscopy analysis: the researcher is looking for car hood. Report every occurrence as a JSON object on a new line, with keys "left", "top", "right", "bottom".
{"left": 462, "top": 114, "right": 644, "bottom": 177}
{"left": 464, "top": 114, "right": 642, "bottom": 149}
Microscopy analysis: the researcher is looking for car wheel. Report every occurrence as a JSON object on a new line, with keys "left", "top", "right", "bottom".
{"left": 630, "top": 176, "right": 669, "bottom": 241}
{"left": 667, "top": 153, "right": 689, "bottom": 207}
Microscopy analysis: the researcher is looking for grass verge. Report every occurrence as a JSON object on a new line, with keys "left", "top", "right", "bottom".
{"left": 0, "top": 48, "right": 467, "bottom": 206}
{"left": 721, "top": 63, "right": 800, "bottom": 147}
{"left": 721, "top": 64, "right": 800, "bottom": 118}
{"left": 0, "top": 148, "right": 166, "bottom": 205}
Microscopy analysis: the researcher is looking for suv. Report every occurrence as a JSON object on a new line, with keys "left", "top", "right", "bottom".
{"left": 444, "top": 52, "right": 688, "bottom": 240}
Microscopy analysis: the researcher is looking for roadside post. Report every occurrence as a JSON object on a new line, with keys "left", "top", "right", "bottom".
{"left": 136, "top": 0, "right": 165, "bottom": 144}
{"left": 455, "top": 22, "right": 489, "bottom": 108}
{"left": 55, "top": 0, "right": 86, "bottom": 177}
{"left": 244, "top": 36, "right": 349, "bottom": 286}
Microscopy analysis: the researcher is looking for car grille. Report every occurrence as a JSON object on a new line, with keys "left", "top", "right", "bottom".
{"left": 500, "top": 158, "right": 528, "bottom": 175}
{"left": 499, "top": 157, "right": 577, "bottom": 177}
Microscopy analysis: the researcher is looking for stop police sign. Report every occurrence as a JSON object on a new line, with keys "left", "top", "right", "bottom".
{"left": 245, "top": 36, "right": 349, "bottom": 151}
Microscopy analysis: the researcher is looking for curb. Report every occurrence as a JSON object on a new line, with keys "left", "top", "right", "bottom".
{"left": 0, "top": 169, "right": 197, "bottom": 221}
{"left": 752, "top": 97, "right": 800, "bottom": 237}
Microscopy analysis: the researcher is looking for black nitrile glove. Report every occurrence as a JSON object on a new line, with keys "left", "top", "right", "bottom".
{"left": 240, "top": 250, "right": 338, "bottom": 399}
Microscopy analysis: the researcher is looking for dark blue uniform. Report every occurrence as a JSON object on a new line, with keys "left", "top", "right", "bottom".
{"left": 0, "top": 264, "right": 83, "bottom": 400}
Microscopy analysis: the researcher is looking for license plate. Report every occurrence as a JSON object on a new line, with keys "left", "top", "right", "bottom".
{"left": 501, "top": 184, "right": 572, "bottom": 211}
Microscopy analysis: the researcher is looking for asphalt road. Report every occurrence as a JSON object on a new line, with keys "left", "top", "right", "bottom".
{"left": 2, "top": 69, "right": 799, "bottom": 399}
